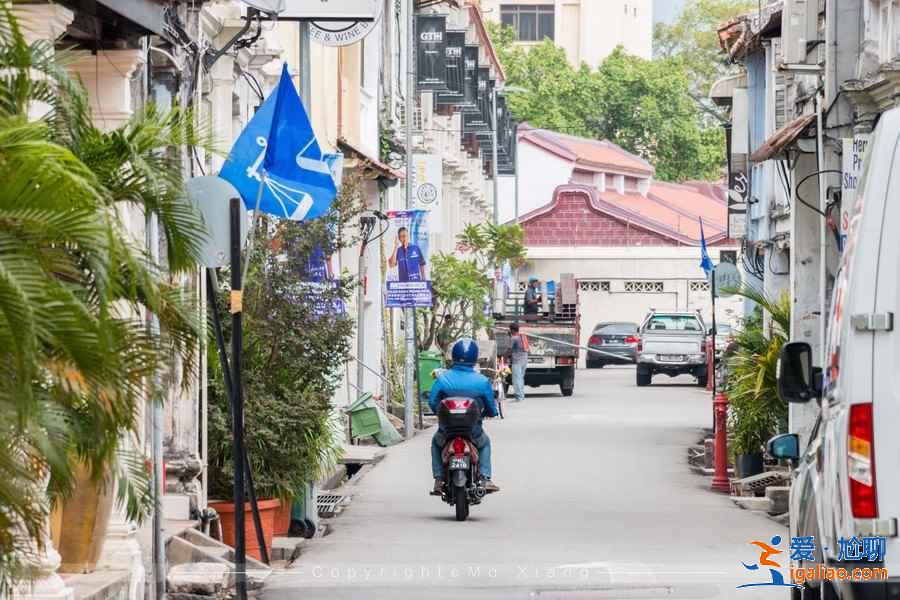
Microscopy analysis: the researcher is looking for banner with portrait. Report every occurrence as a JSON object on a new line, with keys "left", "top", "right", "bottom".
{"left": 385, "top": 210, "right": 433, "bottom": 308}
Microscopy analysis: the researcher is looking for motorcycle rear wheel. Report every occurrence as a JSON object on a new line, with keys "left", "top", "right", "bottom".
{"left": 454, "top": 486, "right": 469, "bottom": 521}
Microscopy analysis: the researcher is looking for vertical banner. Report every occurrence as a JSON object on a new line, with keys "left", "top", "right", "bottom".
{"left": 436, "top": 31, "right": 465, "bottom": 105}
{"left": 463, "top": 67, "right": 491, "bottom": 133}
{"left": 462, "top": 45, "right": 480, "bottom": 112}
{"left": 385, "top": 210, "right": 433, "bottom": 307}
{"left": 727, "top": 89, "right": 749, "bottom": 239}
{"left": 841, "top": 135, "right": 869, "bottom": 250}
{"left": 411, "top": 154, "right": 443, "bottom": 227}
{"left": 416, "top": 15, "right": 447, "bottom": 90}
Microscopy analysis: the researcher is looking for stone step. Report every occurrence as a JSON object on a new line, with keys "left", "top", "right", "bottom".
{"left": 765, "top": 486, "right": 791, "bottom": 515}
{"left": 63, "top": 570, "right": 129, "bottom": 600}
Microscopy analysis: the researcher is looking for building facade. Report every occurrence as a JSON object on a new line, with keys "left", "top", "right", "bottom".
{"left": 509, "top": 127, "right": 740, "bottom": 364}
{"left": 716, "top": 0, "right": 900, "bottom": 450}
{"left": 480, "top": 0, "right": 653, "bottom": 66}
{"left": 11, "top": 0, "right": 502, "bottom": 598}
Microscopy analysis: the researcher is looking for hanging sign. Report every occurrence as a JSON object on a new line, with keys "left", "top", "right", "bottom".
{"left": 411, "top": 154, "right": 443, "bottom": 223}
{"left": 841, "top": 135, "right": 868, "bottom": 250}
{"left": 713, "top": 261, "right": 741, "bottom": 297}
{"left": 307, "top": 0, "right": 383, "bottom": 46}
{"left": 416, "top": 15, "right": 447, "bottom": 90}
{"left": 385, "top": 210, "right": 433, "bottom": 308}
{"left": 436, "top": 31, "right": 466, "bottom": 105}
{"left": 461, "top": 46, "right": 480, "bottom": 112}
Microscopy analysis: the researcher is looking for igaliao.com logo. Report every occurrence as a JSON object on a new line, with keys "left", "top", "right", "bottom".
{"left": 737, "top": 535, "right": 888, "bottom": 589}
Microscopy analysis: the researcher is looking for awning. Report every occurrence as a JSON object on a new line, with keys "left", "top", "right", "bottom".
{"left": 749, "top": 113, "right": 817, "bottom": 162}
{"left": 59, "top": 0, "right": 170, "bottom": 41}
{"left": 337, "top": 138, "right": 404, "bottom": 181}
{"left": 709, "top": 73, "right": 747, "bottom": 106}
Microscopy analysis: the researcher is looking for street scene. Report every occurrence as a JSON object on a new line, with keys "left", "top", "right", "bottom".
{"left": 266, "top": 367, "right": 787, "bottom": 600}
{"left": 3, "top": 0, "right": 899, "bottom": 600}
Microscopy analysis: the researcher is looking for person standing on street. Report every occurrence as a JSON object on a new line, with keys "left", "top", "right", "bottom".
{"left": 508, "top": 323, "right": 529, "bottom": 402}
{"left": 524, "top": 276, "right": 541, "bottom": 315}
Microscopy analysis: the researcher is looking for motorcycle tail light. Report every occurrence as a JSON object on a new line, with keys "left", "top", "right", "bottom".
{"left": 444, "top": 399, "right": 472, "bottom": 412}
{"left": 849, "top": 403, "right": 877, "bottom": 518}
{"left": 452, "top": 438, "right": 467, "bottom": 456}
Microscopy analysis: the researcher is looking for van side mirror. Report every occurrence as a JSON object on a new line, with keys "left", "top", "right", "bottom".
{"left": 777, "top": 342, "right": 819, "bottom": 403}
{"left": 767, "top": 433, "right": 800, "bottom": 461}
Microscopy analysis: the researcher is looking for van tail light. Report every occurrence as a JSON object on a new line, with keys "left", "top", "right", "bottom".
{"left": 637, "top": 339, "right": 643, "bottom": 352}
{"left": 588, "top": 335, "right": 601, "bottom": 345}
{"left": 452, "top": 438, "right": 468, "bottom": 457}
{"left": 624, "top": 336, "right": 639, "bottom": 345}
{"left": 700, "top": 339, "right": 708, "bottom": 354}
{"left": 556, "top": 357, "right": 574, "bottom": 366}
{"left": 848, "top": 403, "right": 877, "bottom": 518}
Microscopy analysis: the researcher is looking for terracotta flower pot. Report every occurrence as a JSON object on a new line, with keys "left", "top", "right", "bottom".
{"left": 54, "top": 464, "right": 115, "bottom": 573}
{"left": 210, "top": 498, "right": 280, "bottom": 560}
{"left": 273, "top": 500, "right": 292, "bottom": 537}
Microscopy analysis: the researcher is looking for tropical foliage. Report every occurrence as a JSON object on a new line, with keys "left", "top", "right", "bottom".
{"left": 487, "top": 24, "right": 728, "bottom": 182}
{"left": 0, "top": 6, "right": 206, "bottom": 591}
{"left": 724, "top": 286, "right": 791, "bottom": 455}
{"left": 416, "top": 223, "right": 526, "bottom": 353}
{"left": 654, "top": 0, "right": 755, "bottom": 117}
{"left": 206, "top": 173, "right": 364, "bottom": 502}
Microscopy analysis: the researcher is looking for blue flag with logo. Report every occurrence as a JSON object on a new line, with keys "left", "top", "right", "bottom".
{"left": 699, "top": 217, "right": 714, "bottom": 279}
{"left": 220, "top": 64, "right": 340, "bottom": 220}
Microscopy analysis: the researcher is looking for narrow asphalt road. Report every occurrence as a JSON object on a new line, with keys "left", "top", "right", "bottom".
{"left": 265, "top": 367, "right": 789, "bottom": 600}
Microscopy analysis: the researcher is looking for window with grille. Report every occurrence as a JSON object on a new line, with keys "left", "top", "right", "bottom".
{"left": 578, "top": 280, "right": 610, "bottom": 292}
{"left": 690, "top": 280, "right": 711, "bottom": 292}
{"left": 624, "top": 281, "right": 664, "bottom": 293}
{"left": 500, "top": 5, "right": 554, "bottom": 41}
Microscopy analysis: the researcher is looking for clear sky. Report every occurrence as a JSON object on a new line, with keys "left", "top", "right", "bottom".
{"left": 654, "top": 0, "right": 686, "bottom": 24}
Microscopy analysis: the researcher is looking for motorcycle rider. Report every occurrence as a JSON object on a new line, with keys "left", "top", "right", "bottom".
{"left": 429, "top": 338, "right": 500, "bottom": 496}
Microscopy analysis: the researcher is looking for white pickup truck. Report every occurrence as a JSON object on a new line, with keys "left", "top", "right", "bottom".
{"left": 635, "top": 310, "right": 708, "bottom": 387}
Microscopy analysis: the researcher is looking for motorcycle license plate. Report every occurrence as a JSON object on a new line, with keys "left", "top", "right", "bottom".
{"left": 449, "top": 457, "right": 469, "bottom": 470}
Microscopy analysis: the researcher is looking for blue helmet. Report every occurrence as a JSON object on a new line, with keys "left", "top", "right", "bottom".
{"left": 451, "top": 338, "right": 479, "bottom": 365}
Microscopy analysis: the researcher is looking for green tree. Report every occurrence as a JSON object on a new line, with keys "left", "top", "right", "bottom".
{"left": 0, "top": 6, "right": 205, "bottom": 590}
{"left": 487, "top": 24, "right": 725, "bottom": 182}
{"left": 654, "top": 0, "right": 754, "bottom": 109}
{"left": 594, "top": 49, "right": 724, "bottom": 181}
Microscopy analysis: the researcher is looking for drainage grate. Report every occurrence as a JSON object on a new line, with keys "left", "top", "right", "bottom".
{"left": 317, "top": 494, "right": 346, "bottom": 516}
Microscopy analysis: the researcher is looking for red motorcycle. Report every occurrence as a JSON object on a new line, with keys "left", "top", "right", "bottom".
{"left": 435, "top": 397, "right": 489, "bottom": 521}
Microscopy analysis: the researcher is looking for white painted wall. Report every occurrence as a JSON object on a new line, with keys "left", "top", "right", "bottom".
{"left": 481, "top": 0, "right": 653, "bottom": 67}
{"left": 516, "top": 139, "right": 574, "bottom": 216}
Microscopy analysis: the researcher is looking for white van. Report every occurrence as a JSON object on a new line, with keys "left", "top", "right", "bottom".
{"left": 770, "top": 106, "right": 900, "bottom": 598}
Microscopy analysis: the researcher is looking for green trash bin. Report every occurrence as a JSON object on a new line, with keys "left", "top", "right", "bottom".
{"left": 347, "top": 393, "right": 381, "bottom": 438}
{"left": 418, "top": 350, "right": 444, "bottom": 395}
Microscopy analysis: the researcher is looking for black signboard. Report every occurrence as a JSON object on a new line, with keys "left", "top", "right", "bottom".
{"left": 461, "top": 46, "right": 480, "bottom": 112}
{"left": 416, "top": 15, "right": 447, "bottom": 90}
{"left": 463, "top": 67, "right": 491, "bottom": 133}
{"left": 435, "top": 31, "right": 465, "bottom": 105}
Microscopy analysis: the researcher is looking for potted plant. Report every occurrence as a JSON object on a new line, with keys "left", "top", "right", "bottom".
{"left": 207, "top": 204, "right": 357, "bottom": 554}
{"left": 724, "top": 287, "right": 790, "bottom": 479}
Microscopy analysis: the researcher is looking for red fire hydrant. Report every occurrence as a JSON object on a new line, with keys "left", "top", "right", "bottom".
{"left": 711, "top": 391, "right": 730, "bottom": 493}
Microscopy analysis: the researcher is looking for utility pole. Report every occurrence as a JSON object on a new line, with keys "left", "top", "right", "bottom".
{"left": 491, "top": 87, "right": 499, "bottom": 225}
{"left": 299, "top": 21, "right": 311, "bottom": 106}
{"left": 148, "top": 212, "right": 165, "bottom": 600}
{"left": 403, "top": 0, "right": 416, "bottom": 439}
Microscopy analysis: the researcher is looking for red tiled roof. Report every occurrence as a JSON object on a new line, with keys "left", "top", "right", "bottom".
{"left": 514, "top": 183, "right": 729, "bottom": 246}
{"left": 519, "top": 126, "right": 654, "bottom": 176}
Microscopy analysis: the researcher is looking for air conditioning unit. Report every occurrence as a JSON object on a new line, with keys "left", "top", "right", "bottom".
{"left": 782, "top": 0, "right": 819, "bottom": 64}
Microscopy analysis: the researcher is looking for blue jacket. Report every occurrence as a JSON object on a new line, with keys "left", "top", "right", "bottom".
{"left": 428, "top": 364, "right": 498, "bottom": 427}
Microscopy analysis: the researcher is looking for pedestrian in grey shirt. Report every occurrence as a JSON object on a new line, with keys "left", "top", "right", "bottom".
{"left": 508, "top": 323, "right": 528, "bottom": 402}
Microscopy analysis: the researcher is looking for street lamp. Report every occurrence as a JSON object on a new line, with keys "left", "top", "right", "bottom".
{"left": 491, "top": 85, "right": 526, "bottom": 225}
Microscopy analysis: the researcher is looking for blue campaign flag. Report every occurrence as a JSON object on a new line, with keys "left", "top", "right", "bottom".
{"left": 220, "top": 64, "right": 340, "bottom": 220}
{"left": 699, "top": 217, "right": 714, "bottom": 278}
